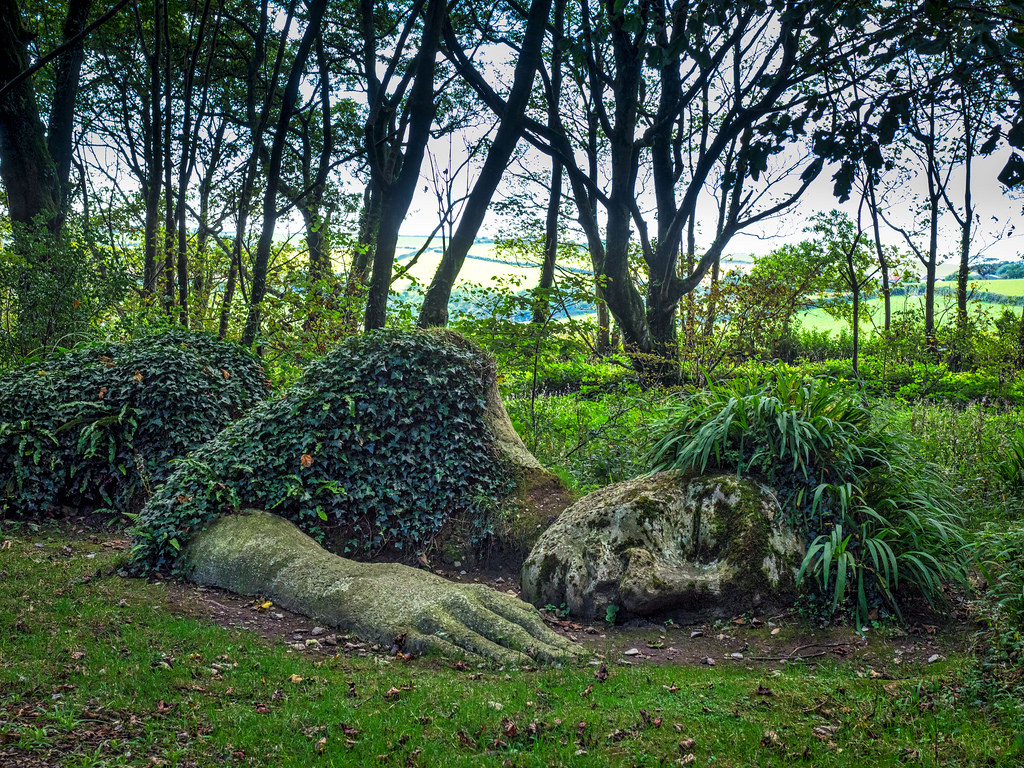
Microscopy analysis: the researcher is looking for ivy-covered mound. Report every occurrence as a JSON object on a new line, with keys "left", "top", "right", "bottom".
{"left": 134, "top": 329, "right": 514, "bottom": 570}
{"left": 0, "top": 330, "right": 268, "bottom": 519}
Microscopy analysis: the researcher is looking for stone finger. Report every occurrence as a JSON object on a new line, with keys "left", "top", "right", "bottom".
{"left": 402, "top": 629, "right": 484, "bottom": 664}
{"left": 428, "top": 608, "right": 534, "bottom": 666}
{"left": 469, "top": 588, "right": 585, "bottom": 661}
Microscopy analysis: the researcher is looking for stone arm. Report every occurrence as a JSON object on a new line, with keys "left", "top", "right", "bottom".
{"left": 181, "top": 510, "right": 584, "bottom": 666}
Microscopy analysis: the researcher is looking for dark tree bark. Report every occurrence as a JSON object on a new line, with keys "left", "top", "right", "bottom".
{"left": 866, "top": 179, "right": 891, "bottom": 332}
{"left": 139, "top": 0, "right": 163, "bottom": 295}
{"left": 532, "top": 0, "right": 564, "bottom": 326}
{"left": 533, "top": 159, "right": 562, "bottom": 324}
{"left": 47, "top": 0, "right": 93, "bottom": 211}
{"left": 0, "top": 0, "right": 62, "bottom": 234}
{"left": 417, "top": 0, "right": 554, "bottom": 327}
{"left": 341, "top": 178, "right": 381, "bottom": 330}
{"left": 363, "top": 0, "right": 444, "bottom": 331}
{"left": 173, "top": 0, "right": 218, "bottom": 326}
{"left": 241, "top": 0, "right": 329, "bottom": 348}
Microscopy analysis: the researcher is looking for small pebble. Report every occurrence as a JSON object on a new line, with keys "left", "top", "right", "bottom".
{"left": 927, "top": 654, "right": 942, "bottom": 664}
{"left": 310, "top": 626, "right": 325, "bottom": 636}
{"left": 623, "top": 648, "right": 640, "bottom": 656}
{"left": 690, "top": 631, "right": 703, "bottom": 639}
{"left": 272, "top": 612, "right": 284, "bottom": 620}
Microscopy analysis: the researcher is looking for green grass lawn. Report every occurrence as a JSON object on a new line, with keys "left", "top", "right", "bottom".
{"left": 965, "top": 278, "right": 1024, "bottom": 298}
{"left": 2, "top": 529, "right": 1021, "bottom": 767}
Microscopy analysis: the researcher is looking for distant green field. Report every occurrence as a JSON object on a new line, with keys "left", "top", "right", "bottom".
{"left": 967, "top": 278, "right": 1024, "bottom": 297}
{"left": 798, "top": 293, "right": 1020, "bottom": 334}
{"left": 391, "top": 237, "right": 755, "bottom": 291}
{"left": 392, "top": 236, "right": 538, "bottom": 288}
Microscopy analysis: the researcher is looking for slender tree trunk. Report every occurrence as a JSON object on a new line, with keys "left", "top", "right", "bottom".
{"left": 866, "top": 183, "right": 891, "bottom": 332}
{"left": 342, "top": 180, "right": 380, "bottom": 329}
{"left": 532, "top": 0, "right": 563, "bottom": 326}
{"left": 533, "top": 160, "right": 562, "bottom": 324}
{"left": 952, "top": 97, "right": 975, "bottom": 370}
{"left": 141, "top": 0, "right": 162, "bottom": 297}
{"left": 416, "top": 0, "right": 553, "bottom": 328}
{"left": 241, "top": 0, "right": 329, "bottom": 347}
{"left": 218, "top": 255, "right": 236, "bottom": 340}
{"left": 46, "top": 0, "right": 92, "bottom": 213}
{"left": 363, "top": 0, "right": 444, "bottom": 331}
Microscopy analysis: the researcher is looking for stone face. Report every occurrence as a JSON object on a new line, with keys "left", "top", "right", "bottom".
{"left": 520, "top": 472, "right": 804, "bottom": 620}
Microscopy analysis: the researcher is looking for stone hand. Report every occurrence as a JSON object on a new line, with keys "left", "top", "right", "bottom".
{"left": 182, "top": 511, "right": 584, "bottom": 665}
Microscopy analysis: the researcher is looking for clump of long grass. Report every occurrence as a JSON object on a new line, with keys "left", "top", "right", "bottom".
{"left": 646, "top": 365, "right": 965, "bottom": 625}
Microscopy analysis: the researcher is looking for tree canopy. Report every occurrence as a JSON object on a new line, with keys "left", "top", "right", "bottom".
{"left": 1, "top": 0, "right": 1022, "bottom": 374}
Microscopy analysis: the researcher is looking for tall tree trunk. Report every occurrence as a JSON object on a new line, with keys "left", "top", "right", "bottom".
{"left": 951, "top": 93, "right": 975, "bottom": 370}
{"left": 866, "top": 179, "right": 891, "bottom": 331}
{"left": 416, "top": 0, "right": 551, "bottom": 328}
{"left": 531, "top": 0, "right": 563, "bottom": 326}
{"left": 363, "top": 0, "right": 444, "bottom": 331}
{"left": 218, "top": 255, "right": 236, "bottom": 340}
{"left": 341, "top": 180, "right": 381, "bottom": 330}
{"left": 0, "top": 0, "right": 62, "bottom": 234}
{"left": 141, "top": 0, "right": 161, "bottom": 297}
{"left": 241, "top": 0, "right": 329, "bottom": 347}
{"left": 46, "top": 0, "right": 92, "bottom": 213}
{"left": 533, "top": 160, "right": 562, "bottom": 324}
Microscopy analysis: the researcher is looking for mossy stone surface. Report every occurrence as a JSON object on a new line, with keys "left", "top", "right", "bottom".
{"left": 181, "top": 510, "right": 584, "bottom": 664}
{"left": 520, "top": 472, "right": 804, "bottom": 620}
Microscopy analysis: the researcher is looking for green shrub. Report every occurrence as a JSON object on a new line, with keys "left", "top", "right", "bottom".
{"left": 132, "top": 329, "right": 512, "bottom": 570}
{"left": 0, "top": 329, "right": 268, "bottom": 519}
{"left": 504, "top": 385, "right": 663, "bottom": 494}
{"left": 0, "top": 220, "right": 132, "bottom": 366}
{"left": 793, "top": 356, "right": 1024, "bottom": 405}
{"left": 646, "top": 366, "right": 965, "bottom": 624}
{"left": 976, "top": 522, "right": 1024, "bottom": 629}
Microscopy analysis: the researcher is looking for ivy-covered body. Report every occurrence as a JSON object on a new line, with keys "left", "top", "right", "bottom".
{"left": 134, "top": 329, "right": 516, "bottom": 570}
{"left": 0, "top": 330, "right": 267, "bottom": 518}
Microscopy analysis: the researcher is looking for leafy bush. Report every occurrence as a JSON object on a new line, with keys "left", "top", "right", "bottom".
{"left": 976, "top": 521, "right": 1024, "bottom": 629}
{"left": 133, "top": 329, "right": 512, "bottom": 570}
{"left": 0, "top": 329, "right": 268, "bottom": 519}
{"left": 793, "top": 356, "right": 1024, "bottom": 405}
{"left": 646, "top": 366, "right": 965, "bottom": 624}
{"left": 505, "top": 387, "right": 660, "bottom": 493}
{"left": 0, "top": 220, "right": 132, "bottom": 366}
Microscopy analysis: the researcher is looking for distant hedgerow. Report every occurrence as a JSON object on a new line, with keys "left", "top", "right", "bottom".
{"left": 133, "top": 329, "right": 511, "bottom": 570}
{"left": 0, "top": 329, "right": 268, "bottom": 519}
